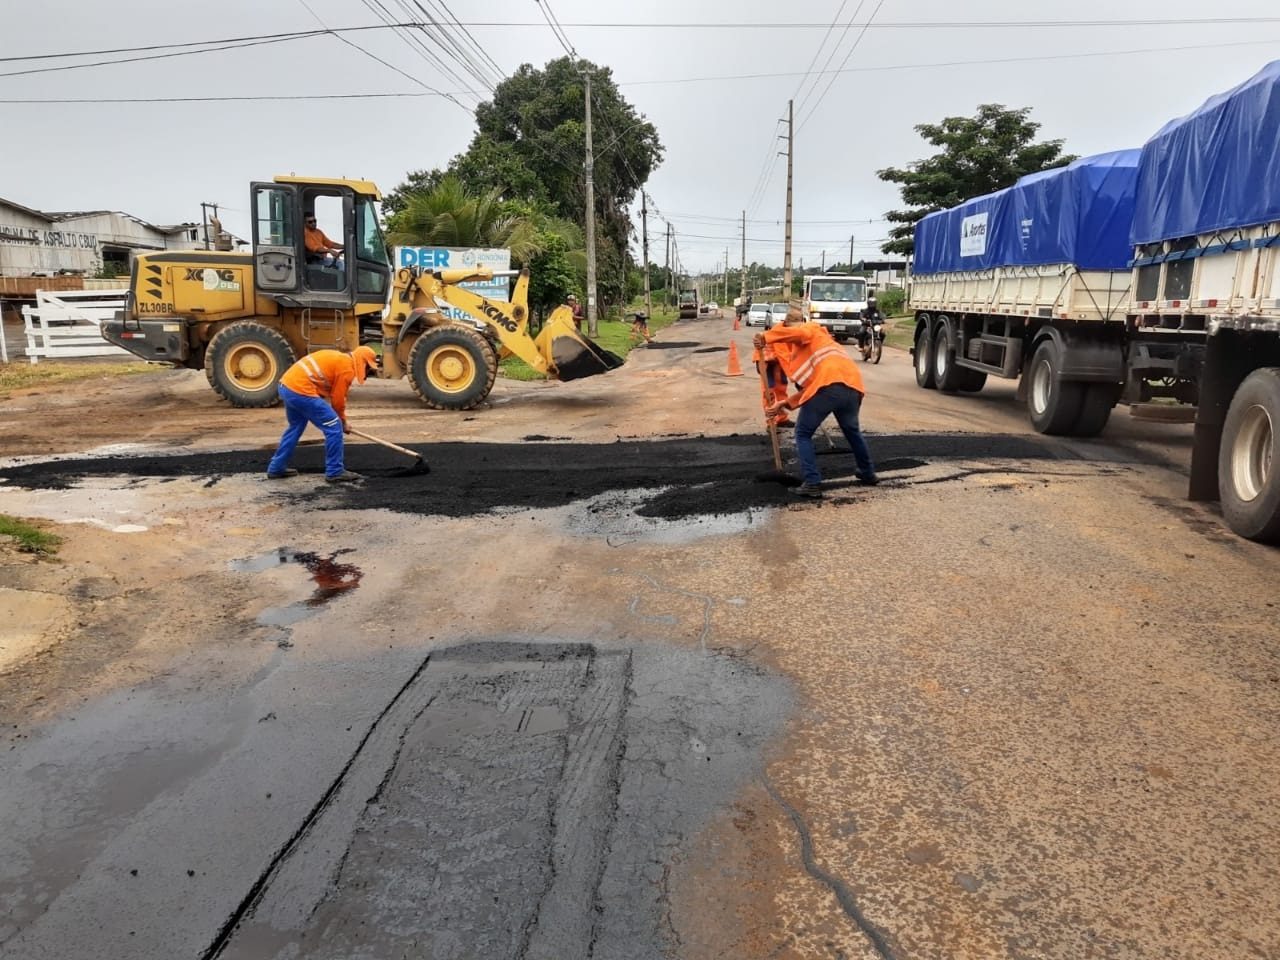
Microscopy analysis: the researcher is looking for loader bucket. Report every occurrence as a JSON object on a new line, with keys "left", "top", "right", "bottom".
{"left": 534, "top": 307, "right": 624, "bottom": 381}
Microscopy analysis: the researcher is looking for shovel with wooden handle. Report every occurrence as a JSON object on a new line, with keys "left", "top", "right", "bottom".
{"left": 348, "top": 428, "right": 431, "bottom": 475}
{"left": 757, "top": 360, "right": 784, "bottom": 471}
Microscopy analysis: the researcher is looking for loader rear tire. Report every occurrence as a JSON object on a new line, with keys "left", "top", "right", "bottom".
{"left": 204, "top": 321, "right": 295, "bottom": 408}
{"left": 408, "top": 324, "right": 498, "bottom": 410}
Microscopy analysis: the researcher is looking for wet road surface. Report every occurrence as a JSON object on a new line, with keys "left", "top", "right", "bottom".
{"left": 1, "top": 313, "right": 1278, "bottom": 960}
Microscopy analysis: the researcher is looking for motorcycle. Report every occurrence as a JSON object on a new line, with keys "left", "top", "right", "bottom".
{"left": 856, "top": 299, "right": 885, "bottom": 364}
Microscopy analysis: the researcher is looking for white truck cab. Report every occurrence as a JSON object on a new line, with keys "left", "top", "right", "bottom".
{"left": 803, "top": 274, "right": 869, "bottom": 342}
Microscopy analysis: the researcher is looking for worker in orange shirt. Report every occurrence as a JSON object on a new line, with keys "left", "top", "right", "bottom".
{"left": 266, "top": 346, "right": 379, "bottom": 483}
{"left": 755, "top": 301, "right": 877, "bottom": 498}
{"left": 304, "top": 213, "right": 344, "bottom": 268}
{"left": 751, "top": 338, "right": 793, "bottom": 428}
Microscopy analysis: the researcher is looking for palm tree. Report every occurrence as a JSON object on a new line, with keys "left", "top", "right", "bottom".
{"left": 386, "top": 175, "right": 542, "bottom": 262}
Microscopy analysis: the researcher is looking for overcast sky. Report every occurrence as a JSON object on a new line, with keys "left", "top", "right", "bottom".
{"left": 3, "top": 0, "right": 1279, "bottom": 271}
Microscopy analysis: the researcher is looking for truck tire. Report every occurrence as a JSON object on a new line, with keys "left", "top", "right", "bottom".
{"left": 1071, "top": 383, "right": 1118, "bottom": 437}
{"left": 958, "top": 368, "right": 987, "bottom": 392}
{"left": 204, "top": 321, "right": 295, "bottom": 408}
{"left": 408, "top": 324, "right": 498, "bottom": 410}
{"left": 914, "top": 323, "right": 936, "bottom": 389}
{"left": 1026, "top": 339, "right": 1084, "bottom": 434}
{"left": 1218, "top": 367, "right": 1280, "bottom": 542}
{"left": 933, "top": 323, "right": 964, "bottom": 392}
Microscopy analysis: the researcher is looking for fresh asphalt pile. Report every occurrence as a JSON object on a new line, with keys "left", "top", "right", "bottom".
{"left": 0, "top": 433, "right": 1062, "bottom": 520}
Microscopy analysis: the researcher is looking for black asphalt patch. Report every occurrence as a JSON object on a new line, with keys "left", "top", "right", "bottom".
{"left": 637, "top": 341, "right": 700, "bottom": 350}
{"left": 210, "top": 640, "right": 790, "bottom": 960}
{"left": 0, "top": 434, "right": 1064, "bottom": 519}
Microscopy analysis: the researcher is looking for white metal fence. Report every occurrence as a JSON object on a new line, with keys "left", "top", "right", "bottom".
{"left": 5, "top": 289, "right": 131, "bottom": 364}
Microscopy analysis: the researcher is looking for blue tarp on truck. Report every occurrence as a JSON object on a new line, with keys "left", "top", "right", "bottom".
{"left": 913, "top": 150, "right": 1140, "bottom": 275}
{"left": 1131, "top": 60, "right": 1280, "bottom": 244}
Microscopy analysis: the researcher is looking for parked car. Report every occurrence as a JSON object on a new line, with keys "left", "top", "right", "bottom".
{"left": 746, "top": 303, "right": 771, "bottom": 327}
{"left": 768, "top": 303, "right": 790, "bottom": 327}
{"left": 707, "top": 301, "right": 719, "bottom": 312}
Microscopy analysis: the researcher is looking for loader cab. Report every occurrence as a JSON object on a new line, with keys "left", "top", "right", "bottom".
{"left": 250, "top": 177, "right": 390, "bottom": 309}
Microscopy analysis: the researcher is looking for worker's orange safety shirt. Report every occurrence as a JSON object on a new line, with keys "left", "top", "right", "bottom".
{"left": 762, "top": 322, "right": 865, "bottom": 409}
{"left": 304, "top": 226, "right": 336, "bottom": 254}
{"left": 280, "top": 350, "right": 359, "bottom": 419}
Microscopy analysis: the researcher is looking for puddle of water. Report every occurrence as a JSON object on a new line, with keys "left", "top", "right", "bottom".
{"left": 229, "top": 549, "right": 364, "bottom": 629}
{"left": 559, "top": 488, "right": 763, "bottom": 545}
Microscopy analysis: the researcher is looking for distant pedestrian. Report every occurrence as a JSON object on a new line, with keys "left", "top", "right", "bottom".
{"left": 630, "top": 311, "right": 653, "bottom": 345}
{"left": 266, "top": 346, "right": 379, "bottom": 484}
{"left": 568, "top": 294, "right": 584, "bottom": 332}
{"left": 755, "top": 301, "right": 877, "bottom": 497}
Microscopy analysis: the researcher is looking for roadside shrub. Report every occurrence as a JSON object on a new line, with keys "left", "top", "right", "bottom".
{"left": 877, "top": 287, "right": 905, "bottom": 315}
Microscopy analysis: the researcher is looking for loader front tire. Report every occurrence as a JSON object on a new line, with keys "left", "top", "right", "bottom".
{"left": 204, "top": 321, "right": 295, "bottom": 408}
{"left": 408, "top": 324, "right": 498, "bottom": 410}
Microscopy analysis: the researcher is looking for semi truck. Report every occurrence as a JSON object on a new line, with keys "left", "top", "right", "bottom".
{"left": 803, "top": 273, "right": 869, "bottom": 342}
{"left": 907, "top": 61, "right": 1280, "bottom": 542}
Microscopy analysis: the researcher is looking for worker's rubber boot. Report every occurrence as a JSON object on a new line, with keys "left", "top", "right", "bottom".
{"left": 326, "top": 470, "right": 365, "bottom": 484}
{"left": 266, "top": 468, "right": 298, "bottom": 480}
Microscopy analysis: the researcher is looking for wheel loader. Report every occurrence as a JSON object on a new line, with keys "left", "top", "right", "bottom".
{"left": 101, "top": 175, "right": 621, "bottom": 409}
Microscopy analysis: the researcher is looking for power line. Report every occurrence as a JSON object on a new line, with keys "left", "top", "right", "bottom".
{"left": 407, "top": 18, "right": 1280, "bottom": 29}
{"left": 0, "top": 92, "right": 453, "bottom": 103}
{"left": 419, "top": 0, "right": 505, "bottom": 84}
{"left": 298, "top": 0, "right": 472, "bottom": 110}
{"left": 0, "top": 23, "right": 423, "bottom": 63}
{"left": 394, "top": 0, "right": 499, "bottom": 95}
{"left": 616, "top": 36, "right": 1280, "bottom": 88}
{"left": 534, "top": 0, "right": 578, "bottom": 59}
{"left": 795, "top": 0, "right": 864, "bottom": 116}
{"left": 360, "top": 0, "right": 484, "bottom": 107}
{"left": 798, "top": 0, "right": 887, "bottom": 131}
{"left": 0, "top": 33, "right": 320, "bottom": 79}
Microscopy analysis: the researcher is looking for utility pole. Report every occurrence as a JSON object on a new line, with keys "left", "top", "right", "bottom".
{"left": 665, "top": 223, "right": 672, "bottom": 308}
{"left": 781, "top": 99, "right": 794, "bottom": 301}
{"left": 583, "top": 72, "right": 599, "bottom": 335}
{"left": 821, "top": 249, "right": 826, "bottom": 272}
{"left": 739, "top": 209, "right": 747, "bottom": 306}
{"left": 723, "top": 247, "right": 729, "bottom": 303}
{"left": 641, "top": 192, "right": 652, "bottom": 323}
{"left": 849, "top": 234, "right": 855, "bottom": 271}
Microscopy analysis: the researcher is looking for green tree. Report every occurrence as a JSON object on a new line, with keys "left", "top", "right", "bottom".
{"left": 385, "top": 57, "right": 663, "bottom": 327}
{"left": 877, "top": 104, "right": 1074, "bottom": 256}
{"left": 385, "top": 175, "right": 542, "bottom": 261}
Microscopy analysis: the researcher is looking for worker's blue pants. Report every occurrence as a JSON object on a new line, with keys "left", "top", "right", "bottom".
{"left": 267, "top": 385, "right": 345, "bottom": 477}
{"left": 793, "top": 382, "right": 876, "bottom": 486}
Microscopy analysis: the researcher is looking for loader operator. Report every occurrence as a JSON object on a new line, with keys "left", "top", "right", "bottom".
{"left": 266, "top": 346, "right": 379, "bottom": 484}
{"left": 755, "top": 301, "right": 877, "bottom": 498}
{"left": 304, "top": 214, "right": 344, "bottom": 267}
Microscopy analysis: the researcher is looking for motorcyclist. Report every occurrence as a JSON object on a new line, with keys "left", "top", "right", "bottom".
{"left": 857, "top": 295, "right": 884, "bottom": 351}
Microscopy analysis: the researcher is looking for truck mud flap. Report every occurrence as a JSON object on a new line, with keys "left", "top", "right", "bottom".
{"left": 534, "top": 309, "right": 624, "bottom": 381}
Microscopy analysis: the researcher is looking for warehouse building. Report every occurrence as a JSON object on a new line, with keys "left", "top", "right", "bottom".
{"left": 0, "top": 197, "right": 208, "bottom": 278}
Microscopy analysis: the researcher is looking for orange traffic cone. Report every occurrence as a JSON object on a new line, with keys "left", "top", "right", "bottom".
{"left": 732, "top": 313, "right": 741, "bottom": 330}
{"left": 725, "top": 340, "right": 744, "bottom": 376}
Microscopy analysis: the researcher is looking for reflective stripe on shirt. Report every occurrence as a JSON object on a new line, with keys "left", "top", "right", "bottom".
{"left": 300, "top": 354, "right": 330, "bottom": 389}
{"left": 789, "top": 345, "right": 845, "bottom": 387}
